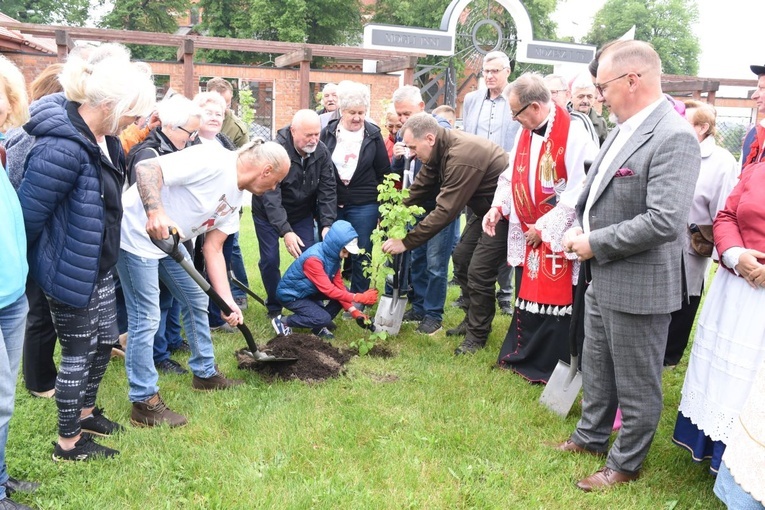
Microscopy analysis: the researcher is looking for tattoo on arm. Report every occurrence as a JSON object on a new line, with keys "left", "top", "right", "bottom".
{"left": 136, "top": 161, "right": 164, "bottom": 213}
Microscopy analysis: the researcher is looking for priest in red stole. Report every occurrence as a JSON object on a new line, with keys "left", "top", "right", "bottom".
{"left": 483, "top": 72, "right": 598, "bottom": 382}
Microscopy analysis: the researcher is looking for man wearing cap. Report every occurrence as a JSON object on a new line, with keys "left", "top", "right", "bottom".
{"left": 742, "top": 64, "right": 765, "bottom": 168}
{"left": 272, "top": 220, "right": 378, "bottom": 338}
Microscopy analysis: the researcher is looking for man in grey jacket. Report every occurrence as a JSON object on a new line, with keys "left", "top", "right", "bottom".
{"left": 461, "top": 50, "right": 520, "bottom": 317}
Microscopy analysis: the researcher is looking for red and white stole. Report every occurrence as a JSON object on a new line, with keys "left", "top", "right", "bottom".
{"left": 511, "top": 103, "right": 573, "bottom": 308}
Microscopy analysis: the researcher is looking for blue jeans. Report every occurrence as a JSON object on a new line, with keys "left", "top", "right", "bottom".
{"left": 253, "top": 215, "right": 315, "bottom": 315}
{"left": 409, "top": 219, "right": 459, "bottom": 321}
{"left": 283, "top": 297, "right": 343, "bottom": 330}
{"left": 0, "top": 295, "right": 28, "bottom": 500}
{"left": 152, "top": 284, "right": 183, "bottom": 364}
{"left": 336, "top": 202, "right": 379, "bottom": 293}
{"left": 230, "top": 232, "right": 249, "bottom": 301}
{"left": 117, "top": 247, "right": 217, "bottom": 402}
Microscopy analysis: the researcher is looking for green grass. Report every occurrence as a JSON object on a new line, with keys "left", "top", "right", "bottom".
{"left": 7, "top": 208, "right": 722, "bottom": 509}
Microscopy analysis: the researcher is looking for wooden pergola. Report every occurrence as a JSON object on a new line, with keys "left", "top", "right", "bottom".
{"left": 0, "top": 21, "right": 423, "bottom": 109}
{"left": 662, "top": 74, "right": 758, "bottom": 109}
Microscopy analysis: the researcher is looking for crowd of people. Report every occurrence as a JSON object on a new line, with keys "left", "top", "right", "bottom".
{"left": 0, "top": 37, "right": 763, "bottom": 509}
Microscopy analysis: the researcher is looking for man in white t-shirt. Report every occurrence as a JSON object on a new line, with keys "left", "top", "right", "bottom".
{"left": 117, "top": 140, "right": 289, "bottom": 428}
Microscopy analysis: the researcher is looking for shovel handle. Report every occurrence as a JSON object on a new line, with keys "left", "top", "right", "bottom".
{"left": 153, "top": 231, "right": 263, "bottom": 356}
{"left": 206, "top": 287, "right": 261, "bottom": 355}
{"left": 228, "top": 271, "right": 268, "bottom": 308}
{"left": 150, "top": 227, "right": 184, "bottom": 263}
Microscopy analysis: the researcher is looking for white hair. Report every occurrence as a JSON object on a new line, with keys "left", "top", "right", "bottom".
{"left": 193, "top": 91, "right": 226, "bottom": 114}
{"left": 157, "top": 94, "right": 202, "bottom": 129}
{"left": 392, "top": 85, "right": 423, "bottom": 106}
{"left": 337, "top": 81, "right": 370, "bottom": 112}
{"left": 59, "top": 43, "right": 156, "bottom": 133}
{"left": 483, "top": 51, "right": 511, "bottom": 69}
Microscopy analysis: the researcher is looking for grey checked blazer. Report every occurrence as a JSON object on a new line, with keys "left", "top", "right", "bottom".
{"left": 576, "top": 99, "right": 701, "bottom": 315}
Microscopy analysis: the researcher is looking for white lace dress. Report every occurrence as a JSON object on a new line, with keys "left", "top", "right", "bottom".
{"left": 678, "top": 266, "right": 765, "bottom": 443}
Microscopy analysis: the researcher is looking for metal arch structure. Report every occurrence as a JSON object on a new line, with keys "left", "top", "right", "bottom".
{"left": 364, "top": 0, "right": 596, "bottom": 107}
{"left": 439, "top": 0, "right": 532, "bottom": 53}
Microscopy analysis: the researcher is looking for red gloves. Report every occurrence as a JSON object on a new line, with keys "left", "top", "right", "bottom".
{"left": 348, "top": 307, "right": 375, "bottom": 331}
{"left": 353, "top": 289, "right": 379, "bottom": 306}
{"left": 348, "top": 306, "right": 368, "bottom": 321}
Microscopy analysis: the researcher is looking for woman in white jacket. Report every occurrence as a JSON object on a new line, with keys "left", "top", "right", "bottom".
{"left": 663, "top": 100, "right": 739, "bottom": 368}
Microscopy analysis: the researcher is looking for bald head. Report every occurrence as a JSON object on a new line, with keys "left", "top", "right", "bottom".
{"left": 290, "top": 109, "right": 321, "bottom": 156}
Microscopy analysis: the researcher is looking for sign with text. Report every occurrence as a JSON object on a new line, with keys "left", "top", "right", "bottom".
{"left": 521, "top": 41, "right": 596, "bottom": 66}
{"left": 364, "top": 25, "right": 454, "bottom": 56}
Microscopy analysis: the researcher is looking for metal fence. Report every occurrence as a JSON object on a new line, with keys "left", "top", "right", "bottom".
{"left": 716, "top": 115, "right": 751, "bottom": 162}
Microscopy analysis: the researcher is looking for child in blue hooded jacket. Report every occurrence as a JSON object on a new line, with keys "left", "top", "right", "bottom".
{"left": 273, "top": 220, "right": 378, "bottom": 338}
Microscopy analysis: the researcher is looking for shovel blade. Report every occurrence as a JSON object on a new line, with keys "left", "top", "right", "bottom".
{"left": 373, "top": 294, "right": 408, "bottom": 335}
{"left": 539, "top": 360, "right": 583, "bottom": 418}
{"left": 242, "top": 349, "right": 298, "bottom": 364}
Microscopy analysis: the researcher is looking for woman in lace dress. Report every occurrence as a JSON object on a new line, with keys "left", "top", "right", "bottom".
{"left": 672, "top": 160, "right": 765, "bottom": 474}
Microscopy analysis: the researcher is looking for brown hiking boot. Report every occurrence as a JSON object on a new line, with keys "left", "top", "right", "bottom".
{"left": 130, "top": 393, "right": 187, "bottom": 428}
{"left": 192, "top": 369, "right": 244, "bottom": 391}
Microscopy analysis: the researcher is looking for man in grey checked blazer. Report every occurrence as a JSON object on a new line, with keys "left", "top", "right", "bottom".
{"left": 559, "top": 40, "right": 701, "bottom": 491}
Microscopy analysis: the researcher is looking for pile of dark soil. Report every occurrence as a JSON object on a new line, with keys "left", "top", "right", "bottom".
{"left": 236, "top": 333, "right": 353, "bottom": 383}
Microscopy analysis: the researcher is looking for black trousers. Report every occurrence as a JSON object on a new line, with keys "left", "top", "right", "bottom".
{"left": 23, "top": 276, "right": 58, "bottom": 393}
{"left": 663, "top": 291, "right": 703, "bottom": 366}
{"left": 49, "top": 273, "right": 118, "bottom": 438}
{"left": 451, "top": 215, "right": 509, "bottom": 344}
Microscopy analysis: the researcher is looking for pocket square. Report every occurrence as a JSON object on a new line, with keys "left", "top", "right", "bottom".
{"left": 614, "top": 168, "right": 635, "bottom": 177}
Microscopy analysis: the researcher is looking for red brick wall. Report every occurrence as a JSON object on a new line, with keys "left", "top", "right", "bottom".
{"left": 3, "top": 51, "right": 401, "bottom": 132}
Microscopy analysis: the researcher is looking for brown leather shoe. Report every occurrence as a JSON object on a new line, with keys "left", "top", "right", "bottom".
{"left": 131, "top": 393, "right": 187, "bottom": 428}
{"left": 554, "top": 439, "right": 606, "bottom": 457}
{"left": 192, "top": 369, "right": 244, "bottom": 391}
{"left": 576, "top": 467, "right": 639, "bottom": 492}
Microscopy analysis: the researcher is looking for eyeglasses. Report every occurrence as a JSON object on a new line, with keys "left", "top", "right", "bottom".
{"left": 481, "top": 67, "right": 508, "bottom": 76}
{"left": 549, "top": 89, "right": 568, "bottom": 97}
{"left": 594, "top": 72, "right": 640, "bottom": 95}
{"left": 511, "top": 102, "right": 532, "bottom": 119}
{"left": 178, "top": 126, "right": 198, "bottom": 140}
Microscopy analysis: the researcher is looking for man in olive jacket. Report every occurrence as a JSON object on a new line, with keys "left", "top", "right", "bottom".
{"left": 382, "top": 113, "right": 509, "bottom": 354}
{"left": 252, "top": 109, "right": 337, "bottom": 317}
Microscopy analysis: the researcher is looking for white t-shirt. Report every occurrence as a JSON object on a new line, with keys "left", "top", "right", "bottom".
{"left": 332, "top": 125, "right": 364, "bottom": 185}
{"left": 120, "top": 144, "right": 242, "bottom": 259}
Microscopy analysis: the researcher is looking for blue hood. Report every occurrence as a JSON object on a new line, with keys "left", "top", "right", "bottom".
{"left": 321, "top": 220, "right": 358, "bottom": 260}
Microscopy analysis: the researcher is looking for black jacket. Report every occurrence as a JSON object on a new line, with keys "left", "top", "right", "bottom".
{"left": 252, "top": 125, "right": 337, "bottom": 235}
{"left": 321, "top": 119, "right": 390, "bottom": 206}
{"left": 126, "top": 127, "right": 180, "bottom": 185}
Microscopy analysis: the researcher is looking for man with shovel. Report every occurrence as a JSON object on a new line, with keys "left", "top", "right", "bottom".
{"left": 117, "top": 140, "right": 289, "bottom": 428}
{"left": 381, "top": 113, "right": 508, "bottom": 354}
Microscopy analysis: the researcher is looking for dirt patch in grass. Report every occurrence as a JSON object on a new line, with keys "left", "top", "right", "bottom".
{"left": 346, "top": 344, "right": 396, "bottom": 358}
{"left": 236, "top": 333, "right": 352, "bottom": 383}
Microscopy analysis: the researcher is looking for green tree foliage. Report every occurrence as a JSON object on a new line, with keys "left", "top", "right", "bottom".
{"left": 196, "top": 0, "right": 254, "bottom": 64}
{"left": 100, "top": 0, "right": 191, "bottom": 61}
{"left": 250, "top": 0, "right": 362, "bottom": 45}
{"left": 196, "top": 0, "right": 362, "bottom": 65}
{"left": 370, "top": 0, "right": 559, "bottom": 96}
{"left": 584, "top": 0, "right": 700, "bottom": 75}
{"left": 2, "top": 0, "right": 90, "bottom": 25}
